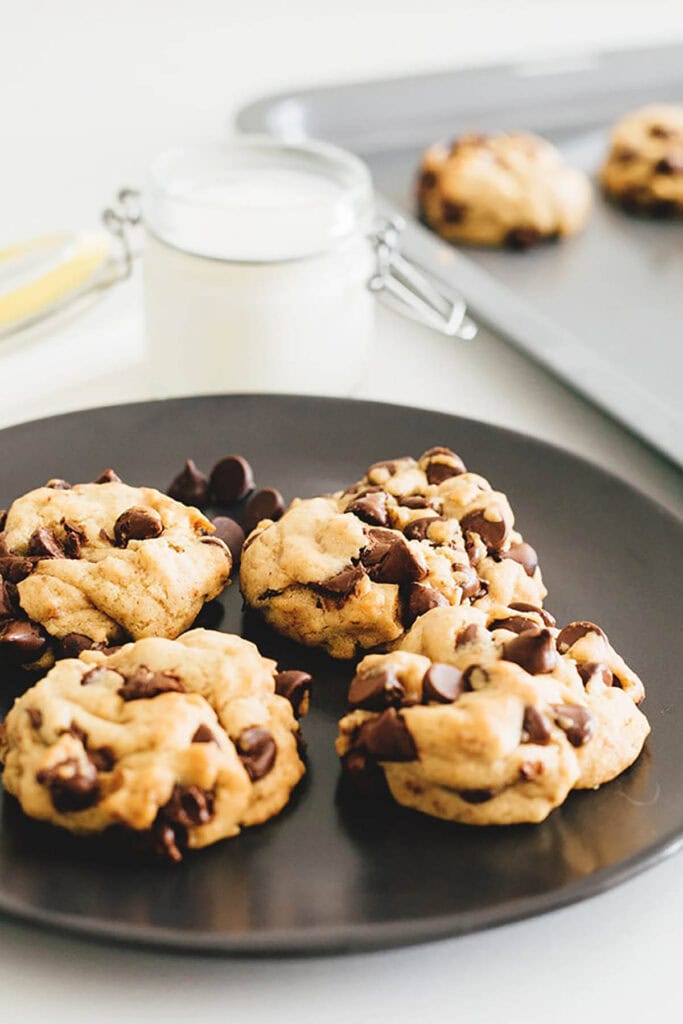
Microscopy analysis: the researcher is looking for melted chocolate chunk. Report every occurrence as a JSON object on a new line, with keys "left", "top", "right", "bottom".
{"left": 89, "top": 746, "right": 116, "bottom": 772}
{"left": 153, "top": 821, "right": 184, "bottom": 863}
{"left": 56, "top": 633, "right": 105, "bottom": 660}
{"left": 613, "top": 146, "right": 637, "bottom": 163}
{"left": 361, "top": 528, "right": 427, "bottom": 585}
{"left": 244, "top": 488, "right": 285, "bottom": 534}
{"left": 346, "top": 492, "right": 389, "bottom": 527}
{"left": 28, "top": 527, "right": 65, "bottom": 559}
{"left": 576, "top": 662, "right": 613, "bottom": 688}
{"left": 650, "top": 123, "right": 675, "bottom": 138}
{"left": 399, "top": 496, "right": 437, "bottom": 510}
{"left": 368, "top": 459, "right": 403, "bottom": 476}
{"left": 0, "top": 554, "right": 35, "bottom": 586}
{"left": 552, "top": 704, "right": 595, "bottom": 747}
{"left": 62, "top": 520, "right": 87, "bottom": 559}
{"left": 419, "top": 169, "right": 438, "bottom": 190}
{"left": 341, "top": 747, "right": 390, "bottom": 799}
{"left": 458, "top": 788, "right": 495, "bottom": 804}
{"left": 502, "top": 628, "right": 557, "bottom": 675}
{"left": 403, "top": 516, "right": 447, "bottom": 542}
{"left": 422, "top": 663, "right": 465, "bottom": 704}
{"left": 442, "top": 199, "right": 467, "bottom": 223}
{"left": 0, "top": 620, "right": 48, "bottom": 664}
{"left": 348, "top": 665, "right": 406, "bottom": 711}
{"left": 45, "top": 479, "right": 72, "bottom": 490}
{"left": 118, "top": 666, "right": 184, "bottom": 701}
{"left": 521, "top": 705, "right": 552, "bottom": 745}
{"left": 460, "top": 509, "right": 507, "bottom": 553}
{"left": 36, "top": 758, "right": 99, "bottom": 812}
{"left": 113, "top": 507, "right": 163, "bottom": 546}
{"left": 0, "top": 579, "right": 19, "bottom": 619}
{"left": 654, "top": 155, "right": 683, "bottom": 175}
{"left": 501, "top": 541, "right": 538, "bottom": 577}
{"left": 167, "top": 459, "right": 210, "bottom": 507}
{"left": 488, "top": 615, "right": 538, "bottom": 635}
{"left": 455, "top": 623, "right": 480, "bottom": 648}
{"left": 274, "top": 670, "right": 312, "bottom": 717}
{"left": 162, "top": 784, "right": 216, "bottom": 829}
{"left": 191, "top": 724, "right": 216, "bottom": 744}
{"left": 63, "top": 721, "right": 89, "bottom": 745}
{"left": 236, "top": 727, "right": 277, "bottom": 781}
{"left": 505, "top": 226, "right": 543, "bottom": 250}
{"left": 422, "top": 447, "right": 466, "bottom": 484}
{"left": 509, "top": 602, "right": 556, "bottom": 628}
{"left": 556, "top": 621, "right": 606, "bottom": 653}
{"left": 356, "top": 708, "right": 417, "bottom": 762}
{"left": 209, "top": 516, "right": 245, "bottom": 564}
{"left": 94, "top": 469, "right": 122, "bottom": 484}
{"left": 404, "top": 582, "right": 448, "bottom": 626}
{"left": 462, "top": 664, "right": 489, "bottom": 690}
{"left": 209, "top": 455, "right": 254, "bottom": 504}
{"left": 27, "top": 707, "right": 43, "bottom": 730}
{"left": 312, "top": 565, "right": 365, "bottom": 598}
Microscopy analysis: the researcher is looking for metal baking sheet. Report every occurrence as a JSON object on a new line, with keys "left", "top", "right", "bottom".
{"left": 237, "top": 45, "right": 683, "bottom": 467}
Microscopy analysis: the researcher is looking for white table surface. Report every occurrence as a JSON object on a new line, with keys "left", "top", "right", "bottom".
{"left": 2, "top": 3, "right": 683, "bottom": 1021}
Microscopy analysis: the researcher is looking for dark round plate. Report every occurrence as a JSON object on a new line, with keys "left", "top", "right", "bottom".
{"left": 0, "top": 394, "right": 681, "bottom": 956}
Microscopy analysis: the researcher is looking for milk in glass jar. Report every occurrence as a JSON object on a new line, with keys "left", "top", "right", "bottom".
{"left": 142, "top": 138, "right": 377, "bottom": 396}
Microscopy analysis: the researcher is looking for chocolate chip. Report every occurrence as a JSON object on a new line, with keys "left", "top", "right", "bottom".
{"left": 27, "top": 708, "right": 43, "bottom": 730}
{"left": 654, "top": 155, "right": 683, "bottom": 174}
{"left": 80, "top": 666, "right": 110, "bottom": 686}
{"left": 274, "top": 670, "right": 313, "bottom": 717}
{"left": 28, "top": 527, "right": 65, "bottom": 559}
{"left": 521, "top": 705, "right": 551, "bottom": 745}
{"left": 162, "top": 784, "right": 216, "bottom": 829}
{"left": 502, "top": 628, "right": 557, "bottom": 675}
{"left": 348, "top": 665, "right": 406, "bottom": 711}
{"left": 209, "top": 516, "right": 245, "bottom": 564}
{"left": 118, "top": 666, "right": 185, "bottom": 701}
{"left": 191, "top": 724, "right": 216, "bottom": 744}
{"left": 312, "top": 565, "right": 365, "bottom": 598}
{"left": 209, "top": 455, "right": 254, "bottom": 504}
{"left": 460, "top": 509, "right": 508, "bottom": 553}
{"left": 458, "top": 789, "right": 495, "bottom": 804}
{"left": 403, "top": 516, "right": 447, "bottom": 542}
{"left": 368, "top": 459, "right": 403, "bottom": 476}
{"left": 422, "top": 663, "right": 465, "bottom": 703}
{"left": 243, "top": 488, "right": 285, "bottom": 534}
{"left": 613, "top": 146, "right": 637, "bottom": 163}
{"left": 57, "top": 633, "right": 103, "bottom": 660}
{"left": 356, "top": 708, "right": 417, "bottom": 761}
{"left": 62, "top": 721, "right": 88, "bottom": 746}
{"left": 650, "top": 124, "right": 674, "bottom": 138}
{"left": 153, "top": 821, "right": 184, "bottom": 863}
{"left": 505, "top": 226, "right": 542, "bottom": 250}
{"left": 456, "top": 565, "right": 481, "bottom": 600}
{"left": 552, "top": 704, "right": 595, "bottom": 747}
{"left": 94, "top": 469, "right": 122, "bottom": 484}
{"left": 489, "top": 615, "right": 538, "bottom": 635}
{"left": 455, "top": 623, "right": 480, "bottom": 648}
{"left": 577, "top": 662, "right": 613, "bottom": 688}
{"left": 0, "top": 620, "right": 48, "bottom": 664}
{"left": 36, "top": 758, "right": 99, "bottom": 812}
{"left": 236, "top": 726, "right": 277, "bottom": 781}
{"left": 556, "top": 620, "right": 606, "bottom": 653}
{"left": 45, "top": 479, "right": 72, "bottom": 490}
{"left": 341, "top": 746, "right": 390, "bottom": 799}
{"left": 399, "top": 496, "right": 437, "bottom": 510}
{"left": 404, "top": 582, "right": 448, "bottom": 626}
{"left": 89, "top": 746, "right": 116, "bottom": 772}
{"left": 0, "top": 579, "right": 19, "bottom": 619}
{"left": 62, "top": 520, "right": 87, "bottom": 558}
{"left": 361, "top": 528, "right": 427, "bottom": 585}
{"left": 167, "top": 459, "right": 210, "bottom": 506}
{"left": 509, "top": 602, "right": 556, "bottom": 628}
{"left": 346, "top": 492, "right": 389, "bottom": 527}
{"left": 419, "top": 169, "right": 438, "bottom": 190}
{"left": 422, "top": 447, "right": 466, "bottom": 484}
{"left": 113, "top": 507, "right": 163, "bottom": 546}
{"left": 501, "top": 541, "right": 538, "bottom": 577}
{"left": 442, "top": 200, "right": 467, "bottom": 223}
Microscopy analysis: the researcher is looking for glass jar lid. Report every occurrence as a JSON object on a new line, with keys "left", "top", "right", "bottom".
{"left": 142, "top": 136, "right": 375, "bottom": 263}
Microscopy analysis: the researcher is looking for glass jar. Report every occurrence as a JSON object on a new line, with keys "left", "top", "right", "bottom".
{"left": 142, "top": 138, "right": 377, "bottom": 397}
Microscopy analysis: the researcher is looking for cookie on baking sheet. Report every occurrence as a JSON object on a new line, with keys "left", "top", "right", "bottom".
{"left": 336, "top": 607, "right": 650, "bottom": 825}
{"left": 0, "top": 473, "right": 232, "bottom": 669}
{"left": 239, "top": 446, "right": 546, "bottom": 660}
{"left": 417, "top": 132, "right": 592, "bottom": 248}
{"left": 600, "top": 105, "right": 683, "bottom": 216}
{"left": 0, "top": 629, "right": 310, "bottom": 860}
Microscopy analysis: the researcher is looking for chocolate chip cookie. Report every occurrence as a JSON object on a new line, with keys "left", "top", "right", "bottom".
{"left": 417, "top": 132, "right": 592, "bottom": 248}
{"left": 600, "top": 105, "right": 683, "bottom": 216}
{"left": 0, "top": 474, "right": 232, "bottom": 668}
{"left": 0, "top": 628, "right": 310, "bottom": 860}
{"left": 240, "top": 447, "right": 546, "bottom": 659}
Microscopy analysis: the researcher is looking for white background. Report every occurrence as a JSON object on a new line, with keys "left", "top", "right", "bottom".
{"left": 2, "top": 2, "right": 683, "bottom": 1021}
